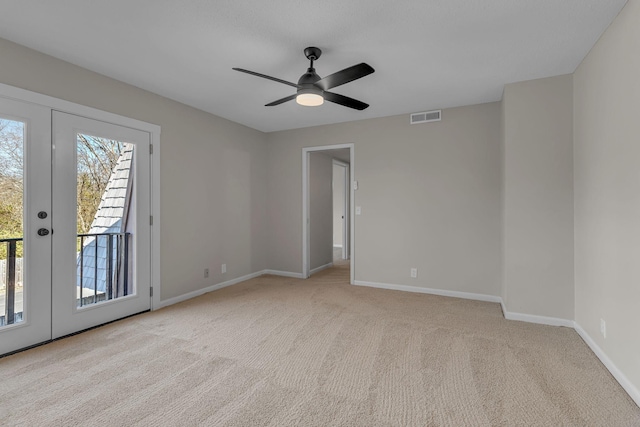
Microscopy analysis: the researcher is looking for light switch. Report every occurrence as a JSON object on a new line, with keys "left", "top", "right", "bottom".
{"left": 356, "top": 206, "right": 362, "bottom": 215}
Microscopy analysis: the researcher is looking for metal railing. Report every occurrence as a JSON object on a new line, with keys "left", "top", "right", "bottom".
{"left": 77, "top": 232, "right": 130, "bottom": 307}
{"left": 1, "top": 232, "right": 130, "bottom": 326}
{"left": 0, "top": 238, "right": 20, "bottom": 326}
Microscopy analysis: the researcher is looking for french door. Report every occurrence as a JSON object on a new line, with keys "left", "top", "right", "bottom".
{"left": 0, "top": 98, "right": 151, "bottom": 355}
{"left": 0, "top": 97, "right": 52, "bottom": 354}
{"left": 52, "top": 112, "right": 151, "bottom": 338}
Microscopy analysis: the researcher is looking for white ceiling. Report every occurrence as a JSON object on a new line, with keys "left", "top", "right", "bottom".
{"left": 0, "top": 1, "right": 627, "bottom": 133}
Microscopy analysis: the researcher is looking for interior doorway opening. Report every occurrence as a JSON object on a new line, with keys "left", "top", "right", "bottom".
{"left": 302, "top": 144, "right": 354, "bottom": 284}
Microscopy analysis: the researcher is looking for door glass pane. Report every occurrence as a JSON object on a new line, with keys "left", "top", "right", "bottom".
{"left": 76, "top": 134, "right": 135, "bottom": 308}
{"left": 0, "top": 118, "right": 25, "bottom": 326}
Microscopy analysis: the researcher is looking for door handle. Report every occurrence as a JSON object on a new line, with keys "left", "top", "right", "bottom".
{"left": 37, "top": 228, "right": 50, "bottom": 236}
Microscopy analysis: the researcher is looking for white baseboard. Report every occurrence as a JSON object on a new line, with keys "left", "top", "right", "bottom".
{"left": 574, "top": 322, "right": 640, "bottom": 407}
{"left": 500, "top": 301, "right": 574, "bottom": 327}
{"left": 156, "top": 269, "right": 305, "bottom": 309}
{"left": 310, "top": 262, "right": 333, "bottom": 275}
{"left": 262, "top": 269, "right": 304, "bottom": 279}
{"left": 156, "top": 270, "right": 265, "bottom": 309}
{"left": 353, "top": 281, "right": 569, "bottom": 327}
{"left": 353, "top": 280, "right": 502, "bottom": 303}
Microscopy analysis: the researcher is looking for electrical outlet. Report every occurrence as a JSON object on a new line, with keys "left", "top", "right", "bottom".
{"left": 221, "top": 264, "right": 227, "bottom": 274}
{"left": 410, "top": 268, "right": 418, "bottom": 278}
{"left": 204, "top": 268, "right": 209, "bottom": 278}
{"left": 600, "top": 319, "right": 606, "bottom": 338}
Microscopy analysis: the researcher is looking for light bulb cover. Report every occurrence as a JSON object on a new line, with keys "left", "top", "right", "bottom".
{"left": 296, "top": 93, "right": 324, "bottom": 106}
{"left": 296, "top": 87, "right": 324, "bottom": 106}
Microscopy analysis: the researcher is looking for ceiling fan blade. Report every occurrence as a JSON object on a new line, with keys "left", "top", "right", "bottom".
{"left": 316, "top": 63, "right": 375, "bottom": 91}
{"left": 323, "top": 91, "right": 369, "bottom": 110}
{"left": 232, "top": 68, "right": 299, "bottom": 88}
{"left": 265, "top": 94, "right": 297, "bottom": 106}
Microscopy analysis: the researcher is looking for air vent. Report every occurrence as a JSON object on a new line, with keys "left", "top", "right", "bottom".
{"left": 410, "top": 110, "right": 441, "bottom": 124}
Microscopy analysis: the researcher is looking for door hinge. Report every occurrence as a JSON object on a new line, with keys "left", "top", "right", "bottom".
{"left": 150, "top": 215, "right": 153, "bottom": 226}
{"left": 150, "top": 287, "right": 153, "bottom": 297}
{"left": 149, "top": 144, "right": 153, "bottom": 154}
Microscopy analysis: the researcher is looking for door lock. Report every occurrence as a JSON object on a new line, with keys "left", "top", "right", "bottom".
{"left": 37, "top": 211, "right": 48, "bottom": 219}
{"left": 37, "top": 228, "right": 50, "bottom": 236}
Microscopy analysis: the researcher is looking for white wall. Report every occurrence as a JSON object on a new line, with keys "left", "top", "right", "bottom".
{"left": 267, "top": 103, "right": 502, "bottom": 297}
{"left": 574, "top": 0, "right": 640, "bottom": 399}
{"left": 309, "top": 152, "right": 333, "bottom": 271}
{"left": 0, "top": 37, "right": 269, "bottom": 301}
{"left": 502, "top": 75, "right": 574, "bottom": 321}
{"left": 333, "top": 164, "right": 346, "bottom": 247}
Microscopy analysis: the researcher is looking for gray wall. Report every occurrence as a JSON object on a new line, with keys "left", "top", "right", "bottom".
{"left": 309, "top": 152, "right": 334, "bottom": 271}
{"left": 267, "top": 103, "right": 502, "bottom": 297}
{"left": 502, "top": 75, "right": 574, "bottom": 320}
{"left": 574, "top": 0, "right": 640, "bottom": 396}
{"left": 333, "top": 164, "right": 346, "bottom": 247}
{"left": 0, "top": 37, "right": 269, "bottom": 301}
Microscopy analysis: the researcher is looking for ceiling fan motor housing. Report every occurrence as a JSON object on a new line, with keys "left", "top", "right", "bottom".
{"left": 299, "top": 46, "right": 323, "bottom": 98}
{"left": 297, "top": 67, "right": 323, "bottom": 97}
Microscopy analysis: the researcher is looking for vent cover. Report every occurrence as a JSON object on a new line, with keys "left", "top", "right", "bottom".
{"left": 410, "top": 110, "right": 441, "bottom": 124}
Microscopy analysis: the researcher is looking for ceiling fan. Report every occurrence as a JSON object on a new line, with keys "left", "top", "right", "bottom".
{"left": 233, "top": 47, "right": 374, "bottom": 110}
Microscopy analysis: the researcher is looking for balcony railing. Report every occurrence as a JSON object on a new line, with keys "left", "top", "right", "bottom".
{"left": 1, "top": 232, "right": 130, "bottom": 327}
{"left": 76, "top": 232, "right": 130, "bottom": 307}
{"left": 0, "top": 238, "right": 21, "bottom": 326}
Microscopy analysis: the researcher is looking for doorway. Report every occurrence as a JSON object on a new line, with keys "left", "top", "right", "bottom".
{"left": 0, "top": 94, "right": 155, "bottom": 355}
{"left": 302, "top": 144, "right": 354, "bottom": 283}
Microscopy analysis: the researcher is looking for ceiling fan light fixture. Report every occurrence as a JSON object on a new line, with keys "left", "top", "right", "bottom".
{"left": 233, "top": 46, "right": 374, "bottom": 110}
{"left": 296, "top": 91, "right": 324, "bottom": 107}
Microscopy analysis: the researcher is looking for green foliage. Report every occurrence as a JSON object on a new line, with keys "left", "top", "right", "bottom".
{"left": 0, "top": 119, "right": 23, "bottom": 260}
{"left": 1, "top": 118, "right": 125, "bottom": 260}
{"left": 0, "top": 200, "right": 23, "bottom": 259}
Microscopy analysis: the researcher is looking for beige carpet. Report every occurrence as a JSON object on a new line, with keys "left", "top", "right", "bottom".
{"left": 1, "top": 262, "right": 639, "bottom": 426}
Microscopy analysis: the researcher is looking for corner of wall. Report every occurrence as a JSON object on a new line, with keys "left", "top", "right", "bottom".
{"left": 502, "top": 74, "right": 575, "bottom": 321}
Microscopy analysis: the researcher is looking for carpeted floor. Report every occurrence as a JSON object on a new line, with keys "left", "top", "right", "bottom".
{"left": 1, "top": 261, "right": 639, "bottom": 426}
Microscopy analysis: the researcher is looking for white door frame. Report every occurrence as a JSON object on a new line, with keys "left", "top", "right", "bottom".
{"left": 332, "top": 159, "right": 350, "bottom": 260}
{"left": 302, "top": 143, "right": 355, "bottom": 284}
{"left": 0, "top": 83, "right": 161, "bottom": 314}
